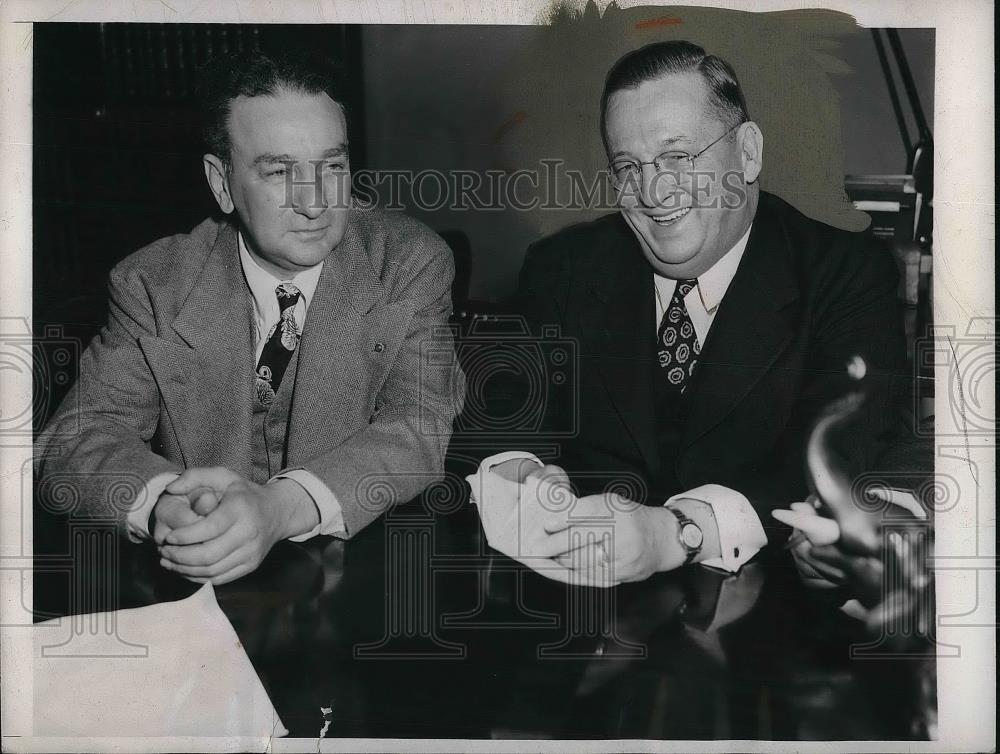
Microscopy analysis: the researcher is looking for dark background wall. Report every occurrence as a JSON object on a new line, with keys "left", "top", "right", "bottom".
{"left": 361, "top": 11, "right": 934, "bottom": 301}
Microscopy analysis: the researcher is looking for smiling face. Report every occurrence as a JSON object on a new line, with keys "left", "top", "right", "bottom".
{"left": 203, "top": 87, "right": 351, "bottom": 277}
{"left": 604, "top": 71, "right": 762, "bottom": 279}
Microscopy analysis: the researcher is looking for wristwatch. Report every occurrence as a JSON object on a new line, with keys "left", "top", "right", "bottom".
{"left": 668, "top": 506, "right": 704, "bottom": 565}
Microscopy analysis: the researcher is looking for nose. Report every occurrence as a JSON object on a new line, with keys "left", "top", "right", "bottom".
{"left": 291, "top": 167, "right": 327, "bottom": 219}
{"left": 639, "top": 163, "right": 680, "bottom": 209}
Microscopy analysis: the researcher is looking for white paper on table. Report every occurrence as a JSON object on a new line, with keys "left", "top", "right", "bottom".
{"left": 31, "top": 582, "right": 288, "bottom": 738}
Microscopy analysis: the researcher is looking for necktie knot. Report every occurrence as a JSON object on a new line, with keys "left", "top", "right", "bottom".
{"left": 677, "top": 279, "right": 698, "bottom": 298}
{"left": 275, "top": 283, "right": 301, "bottom": 312}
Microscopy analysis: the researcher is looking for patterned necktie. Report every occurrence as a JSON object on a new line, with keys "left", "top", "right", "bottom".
{"left": 657, "top": 279, "right": 701, "bottom": 395}
{"left": 254, "top": 283, "right": 301, "bottom": 405}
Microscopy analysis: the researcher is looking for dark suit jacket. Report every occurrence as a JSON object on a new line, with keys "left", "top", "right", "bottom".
{"left": 35, "top": 208, "right": 465, "bottom": 537}
{"left": 516, "top": 191, "right": 906, "bottom": 542}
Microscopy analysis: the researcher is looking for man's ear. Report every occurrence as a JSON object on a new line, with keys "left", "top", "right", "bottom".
{"left": 203, "top": 154, "right": 234, "bottom": 214}
{"left": 737, "top": 122, "right": 764, "bottom": 184}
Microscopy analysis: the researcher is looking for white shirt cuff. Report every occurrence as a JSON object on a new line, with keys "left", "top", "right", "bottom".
{"left": 126, "top": 472, "right": 180, "bottom": 542}
{"left": 479, "top": 451, "right": 543, "bottom": 473}
{"left": 470, "top": 452, "right": 544, "bottom": 501}
{"left": 666, "top": 484, "right": 767, "bottom": 572}
{"left": 272, "top": 469, "right": 345, "bottom": 541}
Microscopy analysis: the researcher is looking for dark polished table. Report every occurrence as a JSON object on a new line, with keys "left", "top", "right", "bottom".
{"left": 34, "top": 496, "right": 936, "bottom": 741}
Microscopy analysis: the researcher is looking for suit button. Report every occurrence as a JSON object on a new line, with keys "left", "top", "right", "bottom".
{"left": 374, "top": 342, "right": 385, "bottom": 353}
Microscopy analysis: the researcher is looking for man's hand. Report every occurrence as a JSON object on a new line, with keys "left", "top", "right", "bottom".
{"left": 542, "top": 493, "right": 681, "bottom": 586}
{"left": 491, "top": 459, "right": 572, "bottom": 490}
{"left": 490, "top": 462, "right": 723, "bottom": 586}
{"left": 773, "top": 502, "right": 847, "bottom": 589}
{"left": 151, "top": 494, "right": 202, "bottom": 546}
{"left": 150, "top": 485, "right": 222, "bottom": 545}
{"left": 155, "top": 467, "right": 319, "bottom": 585}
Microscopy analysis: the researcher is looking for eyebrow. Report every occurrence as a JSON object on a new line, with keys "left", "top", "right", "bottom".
{"left": 657, "top": 134, "right": 693, "bottom": 148}
{"left": 252, "top": 145, "right": 349, "bottom": 166}
{"left": 609, "top": 135, "right": 692, "bottom": 161}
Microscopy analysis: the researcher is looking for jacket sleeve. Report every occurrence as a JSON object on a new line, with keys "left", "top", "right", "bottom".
{"left": 297, "top": 232, "right": 466, "bottom": 537}
{"left": 34, "top": 261, "right": 183, "bottom": 533}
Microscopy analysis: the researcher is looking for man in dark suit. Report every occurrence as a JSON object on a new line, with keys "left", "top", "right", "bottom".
{"left": 487, "top": 40, "right": 904, "bottom": 585}
{"left": 34, "top": 51, "right": 464, "bottom": 584}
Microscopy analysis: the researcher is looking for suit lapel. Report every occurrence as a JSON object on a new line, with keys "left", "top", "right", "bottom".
{"left": 581, "top": 218, "right": 661, "bottom": 478}
{"left": 165, "top": 221, "right": 256, "bottom": 476}
{"left": 286, "top": 214, "right": 388, "bottom": 458}
{"left": 680, "top": 198, "right": 801, "bottom": 448}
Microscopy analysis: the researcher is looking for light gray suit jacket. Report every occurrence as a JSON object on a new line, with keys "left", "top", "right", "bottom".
{"left": 35, "top": 208, "right": 465, "bottom": 537}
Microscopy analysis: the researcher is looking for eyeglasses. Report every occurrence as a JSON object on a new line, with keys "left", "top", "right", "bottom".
{"left": 607, "top": 122, "right": 744, "bottom": 187}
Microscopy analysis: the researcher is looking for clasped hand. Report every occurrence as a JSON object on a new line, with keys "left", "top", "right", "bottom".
{"left": 492, "top": 461, "right": 680, "bottom": 586}
{"left": 151, "top": 467, "right": 295, "bottom": 584}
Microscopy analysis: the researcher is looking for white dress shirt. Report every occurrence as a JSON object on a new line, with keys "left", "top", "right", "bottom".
{"left": 477, "top": 223, "right": 768, "bottom": 573}
{"left": 126, "top": 233, "right": 345, "bottom": 542}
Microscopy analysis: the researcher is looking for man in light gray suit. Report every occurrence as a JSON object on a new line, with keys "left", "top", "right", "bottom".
{"left": 35, "top": 51, "right": 464, "bottom": 584}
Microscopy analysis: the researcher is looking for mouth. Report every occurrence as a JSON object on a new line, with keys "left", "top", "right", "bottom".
{"left": 649, "top": 206, "right": 691, "bottom": 228}
{"left": 292, "top": 226, "right": 329, "bottom": 239}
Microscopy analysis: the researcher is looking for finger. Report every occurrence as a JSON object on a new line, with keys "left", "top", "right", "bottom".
{"left": 530, "top": 528, "right": 605, "bottom": 558}
{"left": 553, "top": 539, "right": 607, "bottom": 568}
{"left": 183, "top": 561, "right": 254, "bottom": 586}
{"left": 792, "top": 549, "right": 846, "bottom": 584}
{"left": 541, "top": 494, "right": 620, "bottom": 533}
{"left": 525, "top": 464, "right": 572, "bottom": 491}
{"left": 489, "top": 458, "right": 542, "bottom": 483}
{"left": 803, "top": 560, "right": 846, "bottom": 583}
{"left": 836, "top": 552, "right": 882, "bottom": 584}
{"left": 553, "top": 533, "right": 611, "bottom": 566}
{"left": 560, "top": 548, "right": 618, "bottom": 587}
{"left": 790, "top": 502, "right": 819, "bottom": 515}
{"left": 153, "top": 520, "right": 172, "bottom": 546}
{"left": 191, "top": 488, "right": 221, "bottom": 516}
{"left": 552, "top": 571, "right": 617, "bottom": 588}
{"left": 159, "top": 543, "right": 251, "bottom": 578}
{"left": 154, "top": 496, "right": 200, "bottom": 535}
{"left": 159, "top": 522, "right": 243, "bottom": 568}
{"left": 164, "top": 500, "right": 237, "bottom": 545}
{"left": 530, "top": 558, "right": 616, "bottom": 588}
{"left": 808, "top": 543, "right": 848, "bottom": 565}
{"left": 167, "top": 467, "right": 241, "bottom": 496}
{"left": 800, "top": 544, "right": 849, "bottom": 581}
{"left": 771, "top": 509, "right": 840, "bottom": 546}
{"left": 542, "top": 515, "right": 573, "bottom": 535}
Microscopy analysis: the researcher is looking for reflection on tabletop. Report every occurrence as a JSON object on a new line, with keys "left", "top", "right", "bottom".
{"left": 35, "top": 494, "right": 936, "bottom": 739}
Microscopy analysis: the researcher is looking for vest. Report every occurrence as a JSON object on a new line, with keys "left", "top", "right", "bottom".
{"left": 249, "top": 346, "right": 301, "bottom": 484}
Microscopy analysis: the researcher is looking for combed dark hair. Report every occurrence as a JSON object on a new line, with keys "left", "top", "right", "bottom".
{"left": 197, "top": 50, "right": 344, "bottom": 165}
{"left": 600, "top": 40, "right": 749, "bottom": 149}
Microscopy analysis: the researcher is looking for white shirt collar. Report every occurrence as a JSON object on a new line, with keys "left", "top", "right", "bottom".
{"left": 655, "top": 223, "right": 753, "bottom": 314}
{"left": 237, "top": 231, "right": 324, "bottom": 313}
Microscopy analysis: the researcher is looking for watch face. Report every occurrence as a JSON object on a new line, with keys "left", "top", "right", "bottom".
{"left": 681, "top": 522, "right": 704, "bottom": 549}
